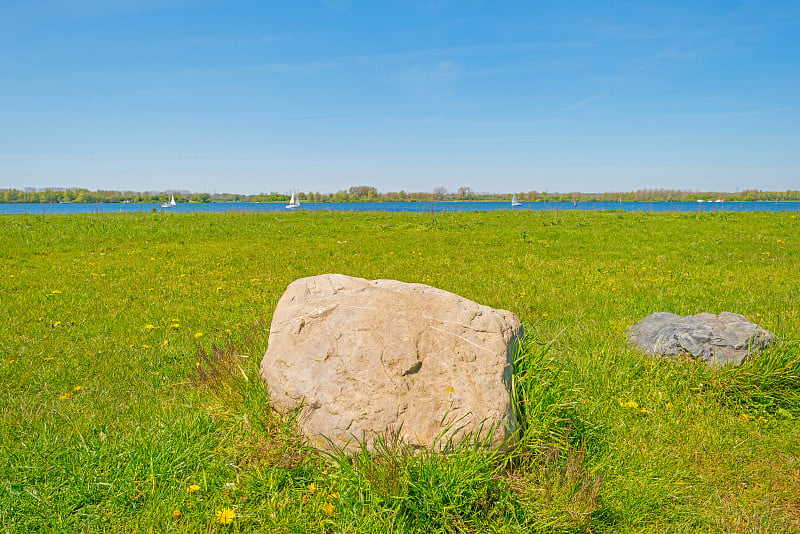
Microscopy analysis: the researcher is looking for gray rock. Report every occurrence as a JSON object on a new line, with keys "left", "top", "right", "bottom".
{"left": 260, "top": 274, "right": 522, "bottom": 452}
{"left": 627, "top": 312, "right": 775, "bottom": 367}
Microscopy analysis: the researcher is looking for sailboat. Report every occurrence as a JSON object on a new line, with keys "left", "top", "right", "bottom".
{"left": 161, "top": 194, "right": 177, "bottom": 208}
{"left": 511, "top": 194, "right": 521, "bottom": 207}
{"left": 286, "top": 192, "right": 300, "bottom": 209}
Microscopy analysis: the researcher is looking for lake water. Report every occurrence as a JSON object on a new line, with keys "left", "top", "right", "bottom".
{"left": 1, "top": 200, "right": 798, "bottom": 215}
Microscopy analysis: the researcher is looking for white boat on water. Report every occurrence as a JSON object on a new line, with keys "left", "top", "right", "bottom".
{"left": 161, "top": 195, "right": 177, "bottom": 208}
{"left": 286, "top": 192, "right": 300, "bottom": 209}
{"left": 511, "top": 194, "right": 521, "bottom": 207}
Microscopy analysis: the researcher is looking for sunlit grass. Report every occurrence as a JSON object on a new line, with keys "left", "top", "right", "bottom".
{"left": 1, "top": 210, "right": 797, "bottom": 532}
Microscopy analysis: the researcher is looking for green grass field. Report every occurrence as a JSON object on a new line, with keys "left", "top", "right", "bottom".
{"left": 1, "top": 210, "right": 798, "bottom": 533}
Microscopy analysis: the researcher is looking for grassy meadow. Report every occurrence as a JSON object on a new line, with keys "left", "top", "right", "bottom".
{"left": 1, "top": 210, "right": 798, "bottom": 533}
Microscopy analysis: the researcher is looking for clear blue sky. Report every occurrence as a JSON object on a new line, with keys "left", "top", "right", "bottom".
{"left": 1, "top": 0, "right": 798, "bottom": 195}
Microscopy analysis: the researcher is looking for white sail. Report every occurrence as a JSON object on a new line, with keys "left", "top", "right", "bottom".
{"left": 286, "top": 191, "right": 300, "bottom": 209}
{"left": 511, "top": 194, "right": 521, "bottom": 207}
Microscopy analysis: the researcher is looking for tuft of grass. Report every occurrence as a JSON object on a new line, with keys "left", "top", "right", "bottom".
{"left": 508, "top": 444, "right": 605, "bottom": 532}
{"left": 706, "top": 342, "right": 800, "bottom": 418}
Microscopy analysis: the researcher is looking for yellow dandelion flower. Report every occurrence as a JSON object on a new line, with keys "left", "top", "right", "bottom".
{"left": 194, "top": 332, "right": 203, "bottom": 339}
{"left": 142, "top": 344, "right": 150, "bottom": 349}
{"left": 7, "top": 359, "right": 15, "bottom": 364}
{"left": 665, "top": 402, "right": 673, "bottom": 410}
{"left": 215, "top": 508, "right": 236, "bottom": 524}
{"left": 162, "top": 339, "right": 169, "bottom": 346}
{"left": 43, "top": 357, "right": 54, "bottom": 361}
{"left": 187, "top": 484, "right": 200, "bottom": 493}
{"left": 541, "top": 313, "right": 548, "bottom": 317}
{"left": 53, "top": 321, "right": 61, "bottom": 327}
{"left": 51, "top": 290, "right": 61, "bottom": 294}
{"left": 323, "top": 502, "right": 334, "bottom": 515}
{"left": 446, "top": 387, "right": 454, "bottom": 393}
{"left": 171, "top": 324, "right": 180, "bottom": 329}
{"left": 172, "top": 509, "right": 181, "bottom": 518}
{"left": 308, "top": 482, "right": 317, "bottom": 493}
{"left": 626, "top": 401, "right": 639, "bottom": 409}
{"left": 329, "top": 492, "right": 339, "bottom": 499}
{"left": 60, "top": 392, "right": 73, "bottom": 400}
{"left": 145, "top": 324, "right": 158, "bottom": 329}
{"left": 225, "top": 329, "right": 232, "bottom": 335}
{"left": 73, "top": 385, "right": 82, "bottom": 392}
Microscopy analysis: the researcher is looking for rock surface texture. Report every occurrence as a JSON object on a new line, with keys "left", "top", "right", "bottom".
{"left": 627, "top": 312, "right": 775, "bottom": 367}
{"left": 260, "top": 274, "right": 523, "bottom": 452}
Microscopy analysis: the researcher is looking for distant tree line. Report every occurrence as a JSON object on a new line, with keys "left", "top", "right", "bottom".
{"left": 2, "top": 186, "right": 799, "bottom": 203}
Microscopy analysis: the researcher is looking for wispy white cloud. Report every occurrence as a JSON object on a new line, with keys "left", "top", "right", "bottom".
{"left": 379, "top": 60, "right": 461, "bottom": 100}
{"left": 0, "top": 0, "right": 234, "bottom": 20}
{"left": 321, "top": 0, "right": 350, "bottom": 13}
{"left": 562, "top": 95, "right": 600, "bottom": 112}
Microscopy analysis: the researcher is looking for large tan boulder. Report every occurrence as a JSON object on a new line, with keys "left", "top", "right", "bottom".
{"left": 260, "top": 274, "right": 522, "bottom": 452}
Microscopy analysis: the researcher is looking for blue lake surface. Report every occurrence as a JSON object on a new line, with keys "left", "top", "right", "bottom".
{"left": 1, "top": 200, "right": 799, "bottom": 215}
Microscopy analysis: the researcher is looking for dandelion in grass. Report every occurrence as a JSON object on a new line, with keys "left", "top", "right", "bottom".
{"left": 145, "top": 324, "right": 158, "bottom": 330}
{"left": 142, "top": 344, "right": 150, "bottom": 349}
{"left": 187, "top": 484, "right": 200, "bottom": 493}
{"left": 60, "top": 392, "right": 73, "bottom": 400}
{"left": 172, "top": 509, "right": 181, "bottom": 518}
{"left": 162, "top": 339, "right": 169, "bottom": 346}
{"left": 329, "top": 492, "right": 339, "bottom": 499}
{"left": 171, "top": 324, "right": 180, "bottom": 329}
{"left": 53, "top": 321, "right": 61, "bottom": 327}
{"left": 323, "top": 502, "right": 335, "bottom": 515}
{"left": 308, "top": 482, "right": 317, "bottom": 493}
{"left": 215, "top": 508, "right": 236, "bottom": 524}
{"left": 73, "top": 385, "right": 82, "bottom": 392}
{"left": 43, "top": 357, "right": 54, "bottom": 361}
{"left": 51, "top": 290, "right": 61, "bottom": 294}
{"left": 194, "top": 332, "right": 203, "bottom": 339}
